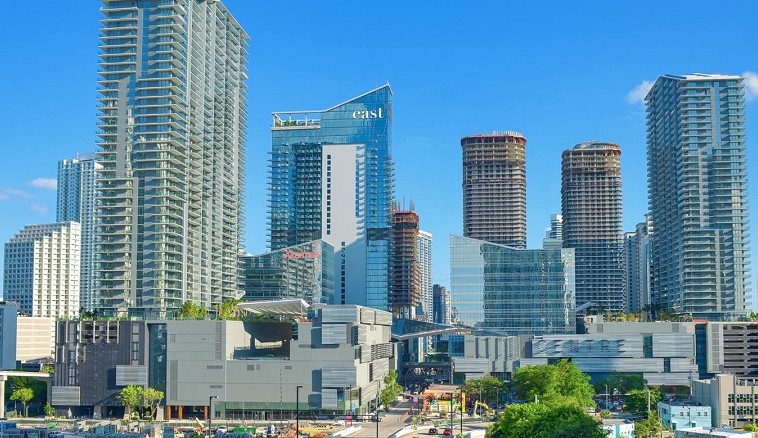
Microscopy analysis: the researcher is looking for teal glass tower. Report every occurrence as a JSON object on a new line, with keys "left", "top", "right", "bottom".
{"left": 647, "top": 74, "right": 749, "bottom": 320}
{"left": 269, "top": 85, "right": 394, "bottom": 309}
{"left": 95, "top": 0, "right": 249, "bottom": 317}
{"left": 450, "top": 235, "right": 576, "bottom": 336}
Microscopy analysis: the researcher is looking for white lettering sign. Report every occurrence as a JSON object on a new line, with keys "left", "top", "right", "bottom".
{"left": 352, "top": 108, "right": 384, "bottom": 119}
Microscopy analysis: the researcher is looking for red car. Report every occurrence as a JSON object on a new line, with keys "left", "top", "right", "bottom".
{"left": 443, "top": 429, "right": 452, "bottom": 436}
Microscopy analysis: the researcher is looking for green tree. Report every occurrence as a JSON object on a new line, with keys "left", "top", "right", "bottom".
{"left": 216, "top": 299, "right": 241, "bottom": 320}
{"left": 11, "top": 388, "right": 33, "bottom": 417}
{"left": 177, "top": 301, "right": 207, "bottom": 319}
{"left": 380, "top": 371, "right": 402, "bottom": 408}
{"left": 462, "top": 376, "right": 504, "bottom": 404}
{"left": 743, "top": 423, "right": 758, "bottom": 432}
{"left": 117, "top": 385, "right": 143, "bottom": 418}
{"left": 599, "top": 410, "right": 612, "bottom": 419}
{"left": 44, "top": 403, "right": 55, "bottom": 417}
{"left": 634, "top": 413, "right": 664, "bottom": 438}
{"left": 489, "top": 402, "right": 606, "bottom": 438}
{"left": 142, "top": 387, "right": 164, "bottom": 419}
{"left": 511, "top": 359, "right": 595, "bottom": 407}
{"left": 624, "top": 388, "right": 661, "bottom": 416}
{"left": 41, "top": 364, "right": 55, "bottom": 375}
{"left": 608, "top": 373, "right": 646, "bottom": 394}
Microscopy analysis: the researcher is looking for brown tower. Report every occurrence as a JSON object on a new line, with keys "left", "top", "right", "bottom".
{"left": 461, "top": 131, "right": 527, "bottom": 248}
{"left": 390, "top": 205, "right": 420, "bottom": 318}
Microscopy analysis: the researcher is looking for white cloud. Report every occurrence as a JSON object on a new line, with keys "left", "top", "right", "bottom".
{"left": 1, "top": 188, "right": 32, "bottom": 199}
{"left": 30, "top": 203, "right": 49, "bottom": 215}
{"left": 28, "top": 178, "right": 57, "bottom": 190}
{"left": 627, "top": 80, "right": 654, "bottom": 104}
{"left": 743, "top": 71, "right": 758, "bottom": 101}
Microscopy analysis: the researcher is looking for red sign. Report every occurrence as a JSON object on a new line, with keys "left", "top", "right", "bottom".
{"left": 285, "top": 251, "right": 319, "bottom": 259}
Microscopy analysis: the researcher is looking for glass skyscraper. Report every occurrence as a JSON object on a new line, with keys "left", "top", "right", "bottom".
{"left": 58, "top": 153, "right": 101, "bottom": 312}
{"left": 647, "top": 74, "right": 749, "bottom": 320}
{"left": 240, "top": 240, "right": 334, "bottom": 305}
{"left": 417, "top": 230, "right": 433, "bottom": 321}
{"left": 95, "top": 0, "right": 248, "bottom": 317}
{"left": 450, "top": 235, "right": 576, "bottom": 336}
{"left": 561, "top": 141, "right": 624, "bottom": 313}
{"left": 269, "top": 85, "right": 394, "bottom": 309}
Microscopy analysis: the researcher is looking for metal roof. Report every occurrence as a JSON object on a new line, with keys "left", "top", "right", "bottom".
{"left": 238, "top": 299, "right": 310, "bottom": 317}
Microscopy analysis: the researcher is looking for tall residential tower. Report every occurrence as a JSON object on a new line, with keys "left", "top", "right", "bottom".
{"left": 561, "top": 141, "right": 624, "bottom": 313}
{"left": 461, "top": 132, "right": 527, "bottom": 248}
{"left": 417, "top": 229, "right": 433, "bottom": 321}
{"left": 95, "top": 0, "right": 249, "bottom": 317}
{"left": 57, "top": 153, "right": 101, "bottom": 312}
{"left": 646, "top": 73, "right": 749, "bottom": 320}
{"left": 269, "top": 85, "right": 394, "bottom": 309}
{"left": 4, "top": 223, "right": 81, "bottom": 319}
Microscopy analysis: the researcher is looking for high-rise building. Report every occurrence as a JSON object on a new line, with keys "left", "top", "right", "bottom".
{"left": 450, "top": 235, "right": 576, "bottom": 336}
{"left": 95, "top": 0, "right": 248, "bottom": 317}
{"left": 417, "top": 230, "right": 433, "bottom": 321}
{"left": 623, "top": 216, "right": 653, "bottom": 314}
{"left": 647, "top": 74, "right": 749, "bottom": 320}
{"left": 561, "top": 141, "right": 624, "bottom": 313}
{"left": 0, "top": 303, "right": 18, "bottom": 370}
{"left": 240, "top": 240, "right": 334, "bottom": 305}
{"left": 57, "top": 153, "right": 101, "bottom": 312}
{"left": 432, "top": 284, "right": 451, "bottom": 325}
{"left": 543, "top": 214, "right": 563, "bottom": 249}
{"left": 3, "top": 222, "right": 80, "bottom": 319}
{"left": 389, "top": 207, "right": 420, "bottom": 318}
{"left": 461, "top": 131, "right": 527, "bottom": 248}
{"left": 269, "top": 85, "right": 393, "bottom": 309}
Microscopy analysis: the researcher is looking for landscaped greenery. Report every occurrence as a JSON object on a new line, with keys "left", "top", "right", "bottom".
{"left": 488, "top": 360, "right": 604, "bottom": 438}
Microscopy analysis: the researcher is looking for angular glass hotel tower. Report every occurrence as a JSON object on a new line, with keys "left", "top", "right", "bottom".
{"left": 269, "top": 85, "right": 394, "bottom": 309}
{"left": 647, "top": 74, "right": 749, "bottom": 320}
{"left": 95, "top": 0, "right": 249, "bottom": 317}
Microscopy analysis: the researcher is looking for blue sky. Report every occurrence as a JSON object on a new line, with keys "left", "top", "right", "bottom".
{"left": 1, "top": 1, "right": 757, "bottom": 305}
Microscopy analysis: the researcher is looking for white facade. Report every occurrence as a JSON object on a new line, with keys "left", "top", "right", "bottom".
{"left": 96, "top": 0, "right": 248, "bottom": 317}
{"left": 321, "top": 145, "right": 366, "bottom": 306}
{"left": 3, "top": 222, "right": 80, "bottom": 319}
{"left": 17, "top": 316, "right": 54, "bottom": 362}
{"left": 58, "top": 153, "right": 101, "bottom": 312}
{"left": 417, "top": 230, "right": 432, "bottom": 321}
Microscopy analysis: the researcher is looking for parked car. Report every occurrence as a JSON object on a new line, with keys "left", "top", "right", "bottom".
{"left": 428, "top": 428, "right": 438, "bottom": 435}
{"left": 443, "top": 429, "right": 452, "bottom": 436}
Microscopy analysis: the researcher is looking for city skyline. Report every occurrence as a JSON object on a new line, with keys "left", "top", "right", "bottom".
{"left": 1, "top": 1, "right": 757, "bottom": 306}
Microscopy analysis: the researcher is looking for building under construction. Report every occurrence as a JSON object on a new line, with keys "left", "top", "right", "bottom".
{"left": 390, "top": 205, "right": 421, "bottom": 318}
{"left": 561, "top": 141, "right": 624, "bottom": 313}
{"left": 461, "top": 131, "right": 527, "bottom": 248}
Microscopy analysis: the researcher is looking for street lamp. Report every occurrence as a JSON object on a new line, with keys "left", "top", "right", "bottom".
{"left": 208, "top": 395, "right": 217, "bottom": 438}
{"left": 605, "top": 384, "right": 609, "bottom": 411}
{"left": 295, "top": 385, "right": 303, "bottom": 438}
{"left": 375, "top": 380, "right": 380, "bottom": 438}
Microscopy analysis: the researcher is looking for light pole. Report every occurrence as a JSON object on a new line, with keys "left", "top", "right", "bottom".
{"left": 295, "top": 385, "right": 303, "bottom": 438}
{"left": 375, "top": 380, "right": 380, "bottom": 438}
{"left": 459, "top": 387, "right": 463, "bottom": 438}
{"left": 208, "top": 395, "right": 217, "bottom": 438}
{"left": 605, "top": 384, "right": 609, "bottom": 411}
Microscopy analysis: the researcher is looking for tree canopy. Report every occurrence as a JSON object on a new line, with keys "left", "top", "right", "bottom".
{"left": 624, "top": 387, "right": 661, "bottom": 416}
{"left": 177, "top": 301, "right": 208, "bottom": 319}
{"left": 511, "top": 359, "right": 595, "bottom": 407}
{"left": 216, "top": 298, "right": 242, "bottom": 320}
{"left": 380, "top": 371, "right": 402, "bottom": 408}
{"left": 11, "top": 388, "right": 34, "bottom": 416}
{"left": 489, "top": 401, "right": 606, "bottom": 438}
{"left": 634, "top": 413, "right": 664, "bottom": 438}
{"left": 461, "top": 376, "right": 504, "bottom": 404}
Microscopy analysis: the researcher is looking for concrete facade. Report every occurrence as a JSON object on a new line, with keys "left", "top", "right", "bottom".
{"left": 692, "top": 374, "right": 758, "bottom": 428}
{"left": 52, "top": 305, "right": 393, "bottom": 419}
{"left": 705, "top": 322, "right": 758, "bottom": 377}
{"left": 16, "top": 316, "right": 53, "bottom": 362}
